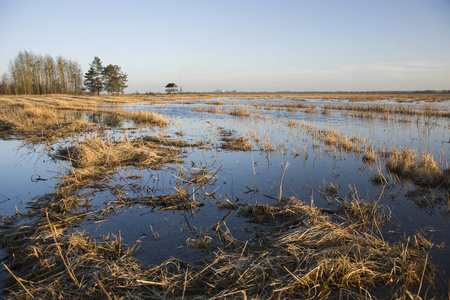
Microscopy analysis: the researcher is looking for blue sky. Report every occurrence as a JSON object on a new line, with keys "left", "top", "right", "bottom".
{"left": 0, "top": 0, "right": 449, "bottom": 93}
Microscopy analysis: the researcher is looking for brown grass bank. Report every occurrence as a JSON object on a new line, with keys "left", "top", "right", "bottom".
{"left": 0, "top": 95, "right": 174, "bottom": 142}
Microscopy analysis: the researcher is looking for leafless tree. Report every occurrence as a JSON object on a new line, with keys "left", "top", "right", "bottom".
{"left": 2, "top": 50, "right": 83, "bottom": 95}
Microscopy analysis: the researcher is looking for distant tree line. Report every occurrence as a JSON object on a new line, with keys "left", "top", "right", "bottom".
{"left": 84, "top": 57, "right": 128, "bottom": 95}
{"left": 0, "top": 50, "right": 83, "bottom": 95}
{"left": 0, "top": 52, "right": 129, "bottom": 95}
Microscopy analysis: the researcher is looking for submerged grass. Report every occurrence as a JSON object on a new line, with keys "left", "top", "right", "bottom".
{"left": 109, "top": 109, "right": 169, "bottom": 126}
{"left": 0, "top": 93, "right": 448, "bottom": 298}
{"left": 191, "top": 105, "right": 252, "bottom": 117}
{"left": 55, "top": 135, "right": 182, "bottom": 198}
{"left": 0, "top": 95, "right": 170, "bottom": 142}
{"left": 4, "top": 94, "right": 445, "bottom": 142}
{"left": 301, "top": 122, "right": 448, "bottom": 190}
{"left": 313, "top": 126, "right": 362, "bottom": 155}
{"left": 57, "top": 135, "right": 179, "bottom": 169}
{"left": 0, "top": 104, "right": 95, "bottom": 142}
{"left": 323, "top": 103, "right": 450, "bottom": 118}
{"left": 0, "top": 197, "right": 434, "bottom": 299}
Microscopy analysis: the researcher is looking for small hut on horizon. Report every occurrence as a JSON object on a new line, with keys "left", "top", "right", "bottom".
{"left": 165, "top": 83, "right": 178, "bottom": 93}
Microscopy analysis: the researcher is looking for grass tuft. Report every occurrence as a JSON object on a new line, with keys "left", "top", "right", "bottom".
{"left": 221, "top": 135, "right": 252, "bottom": 151}
{"left": 387, "top": 148, "right": 446, "bottom": 187}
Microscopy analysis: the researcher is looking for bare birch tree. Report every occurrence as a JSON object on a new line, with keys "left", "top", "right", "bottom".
{"left": 2, "top": 50, "right": 82, "bottom": 95}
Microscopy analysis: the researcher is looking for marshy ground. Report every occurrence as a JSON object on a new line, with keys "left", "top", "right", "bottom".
{"left": 0, "top": 93, "right": 449, "bottom": 299}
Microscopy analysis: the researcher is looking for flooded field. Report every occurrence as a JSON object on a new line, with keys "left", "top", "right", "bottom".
{"left": 0, "top": 94, "right": 449, "bottom": 298}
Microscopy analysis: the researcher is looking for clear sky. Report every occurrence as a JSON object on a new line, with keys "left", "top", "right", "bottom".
{"left": 1, "top": 0, "right": 449, "bottom": 93}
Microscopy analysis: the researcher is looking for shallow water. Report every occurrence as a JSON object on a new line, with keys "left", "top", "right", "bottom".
{"left": 1, "top": 97, "right": 449, "bottom": 294}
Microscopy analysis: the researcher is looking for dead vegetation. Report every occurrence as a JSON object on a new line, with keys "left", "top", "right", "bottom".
{"left": 301, "top": 122, "right": 449, "bottom": 191}
{"left": 192, "top": 105, "right": 251, "bottom": 117}
{"left": 142, "top": 135, "right": 206, "bottom": 148}
{"left": 308, "top": 125, "right": 363, "bottom": 155}
{"left": 189, "top": 93, "right": 450, "bottom": 123}
{"left": 336, "top": 186, "right": 391, "bottom": 228}
{"left": 226, "top": 106, "right": 250, "bottom": 116}
{"left": 0, "top": 196, "right": 434, "bottom": 299}
{"left": 57, "top": 135, "right": 179, "bottom": 169}
{"left": 362, "top": 146, "right": 377, "bottom": 164}
{"left": 0, "top": 95, "right": 170, "bottom": 142}
{"left": 108, "top": 109, "right": 169, "bottom": 126}
{"left": 53, "top": 134, "right": 190, "bottom": 199}
{"left": 0, "top": 93, "right": 448, "bottom": 298}
{"left": 323, "top": 103, "right": 450, "bottom": 118}
{"left": 191, "top": 106, "right": 223, "bottom": 114}
{"left": 0, "top": 104, "right": 95, "bottom": 142}
{"left": 252, "top": 102, "right": 316, "bottom": 112}
{"left": 221, "top": 135, "right": 252, "bottom": 151}
{"left": 386, "top": 148, "right": 448, "bottom": 188}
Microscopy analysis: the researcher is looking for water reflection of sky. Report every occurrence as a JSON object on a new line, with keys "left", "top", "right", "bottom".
{"left": 123, "top": 98, "right": 449, "bottom": 159}
{"left": 1, "top": 97, "right": 449, "bottom": 290}
{"left": 100, "top": 98, "right": 450, "bottom": 269}
{"left": 0, "top": 140, "right": 62, "bottom": 215}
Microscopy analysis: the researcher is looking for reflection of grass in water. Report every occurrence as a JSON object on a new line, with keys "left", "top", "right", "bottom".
{"left": 323, "top": 103, "right": 450, "bottom": 118}
{"left": 406, "top": 188, "right": 449, "bottom": 210}
{"left": 0, "top": 96, "right": 170, "bottom": 142}
{"left": 319, "top": 180, "right": 339, "bottom": 199}
{"left": 0, "top": 93, "right": 448, "bottom": 298}
{"left": 191, "top": 105, "right": 251, "bottom": 117}
{"left": 371, "top": 171, "right": 389, "bottom": 185}
{"left": 0, "top": 104, "right": 94, "bottom": 142}
{"left": 0, "top": 196, "right": 433, "bottom": 299}
{"left": 299, "top": 122, "right": 449, "bottom": 191}
{"left": 55, "top": 135, "right": 182, "bottom": 197}
{"left": 252, "top": 102, "right": 316, "bottom": 112}
{"left": 113, "top": 109, "right": 169, "bottom": 126}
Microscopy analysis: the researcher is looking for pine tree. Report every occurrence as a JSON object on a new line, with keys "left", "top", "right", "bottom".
{"left": 84, "top": 57, "right": 104, "bottom": 95}
{"left": 103, "top": 64, "right": 128, "bottom": 95}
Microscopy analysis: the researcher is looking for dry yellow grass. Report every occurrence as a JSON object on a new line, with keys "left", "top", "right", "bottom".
{"left": 2, "top": 93, "right": 447, "bottom": 142}
{"left": 0, "top": 92, "right": 446, "bottom": 299}
{"left": 60, "top": 135, "right": 178, "bottom": 168}
{"left": 191, "top": 106, "right": 223, "bottom": 114}
{"left": 226, "top": 106, "right": 250, "bottom": 116}
{"left": 110, "top": 109, "right": 169, "bottom": 126}
{"left": 387, "top": 148, "right": 446, "bottom": 187}
{"left": 324, "top": 102, "right": 450, "bottom": 118}
{"left": 314, "top": 127, "right": 360, "bottom": 153}
{"left": 221, "top": 135, "right": 252, "bottom": 151}
{"left": 0, "top": 103, "right": 95, "bottom": 142}
{"left": 363, "top": 146, "right": 377, "bottom": 163}
{"left": 302, "top": 123, "right": 448, "bottom": 190}
{"left": 0, "top": 197, "right": 433, "bottom": 299}
{"left": 55, "top": 135, "right": 181, "bottom": 197}
{"left": 0, "top": 95, "right": 172, "bottom": 142}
